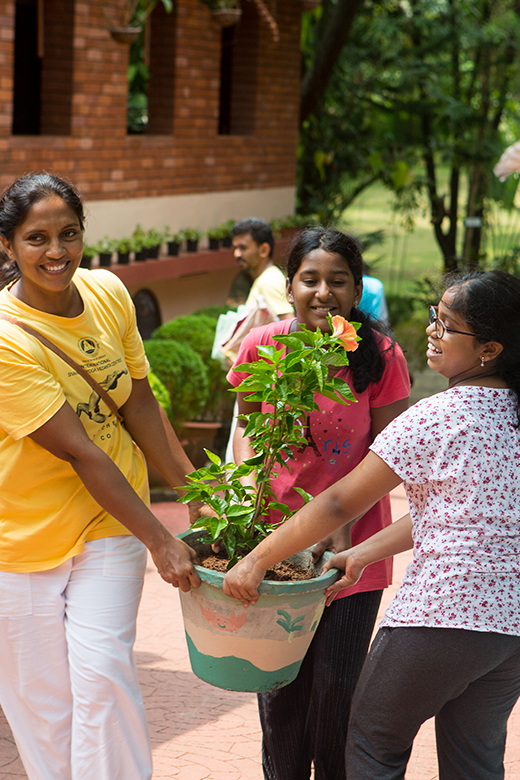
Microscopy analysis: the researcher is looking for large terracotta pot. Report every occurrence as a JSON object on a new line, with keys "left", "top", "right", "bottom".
{"left": 177, "top": 530, "right": 339, "bottom": 692}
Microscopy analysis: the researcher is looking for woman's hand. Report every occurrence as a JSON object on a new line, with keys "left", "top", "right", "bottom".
{"left": 311, "top": 522, "right": 354, "bottom": 564}
{"left": 188, "top": 500, "right": 216, "bottom": 525}
{"left": 148, "top": 534, "right": 201, "bottom": 591}
{"left": 322, "top": 548, "right": 366, "bottom": 606}
{"left": 223, "top": 554, "right": 267, "bottom": 606}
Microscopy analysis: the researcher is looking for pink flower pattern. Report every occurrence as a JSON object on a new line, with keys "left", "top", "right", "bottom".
{"left": 371, "top": 386, "right": 520, "bottom": 635}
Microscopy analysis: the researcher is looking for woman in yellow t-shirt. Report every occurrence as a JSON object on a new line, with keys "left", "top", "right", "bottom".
{"left": 0, "top": 172, "right": 202, "bottom": 780}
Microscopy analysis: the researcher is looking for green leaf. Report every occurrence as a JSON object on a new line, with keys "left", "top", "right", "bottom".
{"left": 292, "top": 486, "right": 313, "bottom": 504}
{"left": 322, "top": 351, "right": 349, "bottom": 366}
{"left": 204, "top": 449, "right": 221, "bottom": 466}
{"left": 257, "top": 345, "right": 284, "bottom": 362}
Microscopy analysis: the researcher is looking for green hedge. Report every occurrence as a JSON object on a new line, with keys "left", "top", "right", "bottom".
{"left": 152, "top": 314, "right": 234, "bottom": 423}
{"left": 148, "top": 371, "right": 171, "bottom": 415}
{"left": 144, "top": 340, "right": 209, "bottom": 429}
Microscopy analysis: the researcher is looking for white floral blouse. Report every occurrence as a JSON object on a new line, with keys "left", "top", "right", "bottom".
{"left": 371, "top": 386, "right": 520, "bottom": 635}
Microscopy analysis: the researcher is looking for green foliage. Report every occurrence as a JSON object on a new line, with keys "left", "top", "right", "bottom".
{"left": 125, "top": 1, "right": 173, "bottom": 133}
{"left": 153, "top": 315, "right": 216, "bottom": 361}
{"left": 163, "top": 226, "right": 183, "bottom": 243}
{"left": 152, "top": 315, "right": 234, "bottom": 422}
{"left": 93, "top": 236, "right": 116, "bottom": 254}
{"left": 180, "top": 227, "right": 203, "bottom": 241}
{"left": 298, "top": 0, "right": 520, "bottom": 269}
{"left": 114, "top": 236, "right": 133, "bottom": 253}
{"left": 144, "top": 339, "right": 209, "bottom": 429}
{"left": 148, "top": 371, "right": 171, "bottom": 414}
{"left": 82, "top": 244, "right": 97, "bottom": 259}
{"left": 180, "top": 316, "right": 360, "bottom": 563}
{"left": 193, "top": 304, "right": 236, "bottom": 319}
{"left": 385, "top": 294, "right": 417, "bottom": 331}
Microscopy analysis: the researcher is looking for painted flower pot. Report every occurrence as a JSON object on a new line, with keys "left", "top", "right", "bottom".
{"left": 177, "top": 530, "right": 339, "bottom": 692}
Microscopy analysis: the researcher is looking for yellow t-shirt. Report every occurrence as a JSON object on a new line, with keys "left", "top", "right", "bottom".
{"left": 0, "top": 269, "right": 150, "bottom": 572}
{"left": 246, "top": 265, "right": 293, "bottom": 317}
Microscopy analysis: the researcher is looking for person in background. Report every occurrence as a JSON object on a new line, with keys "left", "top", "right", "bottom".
{"left": 231, "top": 217, "right": 294, "bottom": 319}
{"left": 224, "top": 269, "right": 520, "bottom": 780}
{"left": 226, "top": 226, "right": 410, "bottom": 780}
{"left": 0, "top": 172, "right": 201, "bottom": 780}
{"left": 359, "top": 262, "right": 389, "bottom": 324}
{"left": 224, "top": 218, "right": 293, "bottom": 461}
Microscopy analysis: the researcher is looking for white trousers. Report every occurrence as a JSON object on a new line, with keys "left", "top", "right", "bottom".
{"left": 0, "top": 535, "right": 152, "bottom": 780}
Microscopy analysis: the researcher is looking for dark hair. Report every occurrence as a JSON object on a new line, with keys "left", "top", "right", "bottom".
{"left": 445, "top": 269, "right": 520, "bottom": 419}
{"left": 287, "top": 225, "right": 394, "bottom": 394}
{"left": 0, "top": 172, "right": 86, "bottom": 289}
{"left": 232, "top": 217, "right": 274, "bottom": 258}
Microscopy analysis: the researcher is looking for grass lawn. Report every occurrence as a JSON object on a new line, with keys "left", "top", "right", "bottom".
{"left": 338, "top": 180, "right": 445, "bottom": 297}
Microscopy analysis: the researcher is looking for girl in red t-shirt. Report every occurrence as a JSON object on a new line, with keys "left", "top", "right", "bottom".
{"left": 226, "top": 226, "right": 410, "bottom": 780}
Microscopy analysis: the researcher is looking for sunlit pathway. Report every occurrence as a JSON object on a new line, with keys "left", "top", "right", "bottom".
{"left": 1, "top": 489, "right": 520, "bottom": 779}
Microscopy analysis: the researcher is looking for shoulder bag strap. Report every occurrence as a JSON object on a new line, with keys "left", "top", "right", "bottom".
{"left": 0, "top": 313, "right": 123, "bottom": 422}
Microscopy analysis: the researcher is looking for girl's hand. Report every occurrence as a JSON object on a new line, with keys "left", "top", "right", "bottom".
{"left": 223, "top": 554, "right": 267, "bottom": 606}
{"left": 188, "top": 500, "right": 215, "bottom": 525}
{"left": 322, "top": 549, "right": 366, "bottom": 606}
{"left": 149, "top": 535, "right": 201, "bottom": 592}
{"left": 311, "top": 523, "right": 353, "bottom": 564}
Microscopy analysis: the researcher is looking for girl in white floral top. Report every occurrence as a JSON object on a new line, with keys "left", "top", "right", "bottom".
{"left": 224, "top": 269, "right": 520, "bottom": 780}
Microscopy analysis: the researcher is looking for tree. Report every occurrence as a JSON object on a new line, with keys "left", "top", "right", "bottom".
{"left": 298, "top": 0, "right": 520, "bottom": 271}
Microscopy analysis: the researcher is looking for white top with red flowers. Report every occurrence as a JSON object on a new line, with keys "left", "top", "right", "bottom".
{"left": 371, "top": 386, "right": 520, "bottom": 635}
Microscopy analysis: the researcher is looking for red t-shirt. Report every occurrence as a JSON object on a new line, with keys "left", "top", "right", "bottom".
{"left": 227, "top": 318, "right": 410, "bottom": 597}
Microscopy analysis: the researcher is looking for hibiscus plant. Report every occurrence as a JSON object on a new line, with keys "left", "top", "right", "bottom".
{"left": 179, "top": 315, "right": 361, "bottom": 567}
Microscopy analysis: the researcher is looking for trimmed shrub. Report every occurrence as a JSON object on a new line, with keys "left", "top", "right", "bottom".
{"left": 148, "top": 371, "right": 171, "bottom": 415}
{"left": 152, "top": 314, "right": 234, "bottom": 423}
{"left": 192, "top": 304, "right": 236, "bottom": 320}
{"left": 152, "top": 315, "right": 216, "bottom": 362}
{"left": 144, "top": 340, "right": 209, "bottom": 429}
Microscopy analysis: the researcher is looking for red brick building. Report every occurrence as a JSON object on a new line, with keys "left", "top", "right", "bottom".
{"left": 0, "top": 0, "right": 303, "bottom": 324}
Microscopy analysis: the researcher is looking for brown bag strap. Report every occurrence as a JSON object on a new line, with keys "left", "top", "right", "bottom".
{"left": 0, "top": 313, "right": 123, "bottom": 422}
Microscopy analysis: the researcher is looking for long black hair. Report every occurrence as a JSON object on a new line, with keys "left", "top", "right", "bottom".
{"left": 286, "top": 226, "right": 394, "bottom": 394}
{"left": 445, "top": 270, "right": 520, "bottom": 420}
{"left": 0, "top": 172, "right": 85, "bottom": 289}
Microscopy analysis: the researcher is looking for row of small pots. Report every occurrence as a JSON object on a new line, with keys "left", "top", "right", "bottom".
{"left": 82, "top": 235, "right": 234, "bottom": 269}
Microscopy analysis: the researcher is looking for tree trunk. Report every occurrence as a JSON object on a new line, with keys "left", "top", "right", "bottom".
{"left": 300, "top": 0, "right": 362, "bottom": 123}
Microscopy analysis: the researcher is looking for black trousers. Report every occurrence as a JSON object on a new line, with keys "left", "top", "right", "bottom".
{"left": 347, "top": 626, "right": 520, "bottom": 780}
{"left": 257, "top": 589, "right": 382, "bottom": 780}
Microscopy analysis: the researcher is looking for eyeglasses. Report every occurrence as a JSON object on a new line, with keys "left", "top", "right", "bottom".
{"left": 428, "top": 306, "right": 475, "bottom": 339}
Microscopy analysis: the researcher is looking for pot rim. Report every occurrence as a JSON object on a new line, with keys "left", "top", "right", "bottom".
{"left": 178, "top": 528, "right": 339, "bottom": 594}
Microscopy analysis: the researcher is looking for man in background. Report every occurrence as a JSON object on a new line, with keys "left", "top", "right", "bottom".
{"left": 231, "top": 218, "right": 293, "bottom": 320}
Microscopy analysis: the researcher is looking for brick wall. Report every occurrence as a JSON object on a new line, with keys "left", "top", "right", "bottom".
{"left": 0, "top": 0, "right": 302, "bottom": 201}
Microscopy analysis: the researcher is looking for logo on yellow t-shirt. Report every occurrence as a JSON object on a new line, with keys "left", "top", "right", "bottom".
{"left": 78, "top": 337, "right": 100, "bottom": 357}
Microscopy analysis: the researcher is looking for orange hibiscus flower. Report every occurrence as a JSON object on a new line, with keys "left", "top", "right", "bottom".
{"left": 331, "top": 315, "right": 359, "bottom": 352}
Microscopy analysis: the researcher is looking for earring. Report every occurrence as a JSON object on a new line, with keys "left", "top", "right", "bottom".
{"left": 481, "top": 357, "right": 485, "bottom": 367}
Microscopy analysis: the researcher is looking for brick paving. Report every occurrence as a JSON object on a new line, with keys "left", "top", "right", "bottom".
{"left": 2, "top": 488, "right": 520, "bottom": 778}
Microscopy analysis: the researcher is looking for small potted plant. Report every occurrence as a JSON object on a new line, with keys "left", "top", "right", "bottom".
{"left": 200, "top": 0, "right": 243, "bottom": 27}
{"left": 102, "top": 0, "right": 173, "bottom": 44}
{"left": 145, "top": 227, "right": 163, "bottom": 259}
{"left": 94, "top": 236, "right": 115, "bottom": 267}
{"left": 207, "top": 226, "right": 223, "bottom": 251}
{"left": 163, "top": 227, "right": 182, "bottom": 257}
{"left": 131, "top": 224, "right": 148, "bottom": 262}
{"left": 115, "top": 236, "right": 132, "bottom": 265}
{"left": 181, "top": 227, "right": 203, "bottom": 253}
{"left": 220, "top": 219, "right": 235, "bottom": 248}
{"left": 81, "top": 244, "right": 97, "bottom": 269}
{"left": 176, "top": 315, "right": 361, "bottom": 692}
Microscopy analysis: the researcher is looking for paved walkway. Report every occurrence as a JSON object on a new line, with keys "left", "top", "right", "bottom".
{"left": 2, "top": 488, "right": 520, "bottom": 778}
